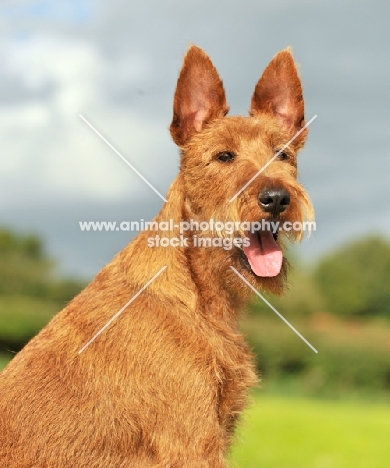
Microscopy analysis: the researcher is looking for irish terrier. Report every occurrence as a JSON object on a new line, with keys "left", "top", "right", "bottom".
{"left": 0, "top": 45, "right": 313, "bottom": 467}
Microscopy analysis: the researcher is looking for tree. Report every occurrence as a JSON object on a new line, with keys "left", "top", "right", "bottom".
{"left": 314, "top": 235, "right": 390, "bottom": 318}
{"left": 0, "top": 227, "right": 85, "bottom": 352}
{"left": 0, "top": 228, "right": 84, "bottom": 301}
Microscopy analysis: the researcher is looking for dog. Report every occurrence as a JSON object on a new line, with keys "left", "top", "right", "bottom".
{"left": 0, "top": 45, "right": 313, "bottom": 467}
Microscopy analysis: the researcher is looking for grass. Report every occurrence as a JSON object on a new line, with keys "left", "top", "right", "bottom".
{"left": 1, "top": 351, "right": 389, "bottom": 467}
{"left": 229, "top": 394, "right": 390, "bottom": 468}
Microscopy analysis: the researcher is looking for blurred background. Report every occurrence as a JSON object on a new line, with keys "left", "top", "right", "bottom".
{"left": 1, "top": 1, "right": 390, "bottom": 466}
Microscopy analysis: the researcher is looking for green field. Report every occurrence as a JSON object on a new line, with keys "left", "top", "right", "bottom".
{"left": 229, "top": 394, "right": 390, "bottom": 468}
{"left": 2, "top": 355, "right": 390, "bottom": 467}
{"left": 1, "top": 357, "right": 389, "bottom": 468}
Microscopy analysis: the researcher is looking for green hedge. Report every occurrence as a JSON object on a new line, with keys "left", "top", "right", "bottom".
{"left": 242, "top": 315, "right": 390, "bottom": 397}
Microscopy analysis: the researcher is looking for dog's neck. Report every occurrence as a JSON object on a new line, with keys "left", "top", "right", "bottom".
{"left": 154, "top": 176, "right": 248, "bottom": 321}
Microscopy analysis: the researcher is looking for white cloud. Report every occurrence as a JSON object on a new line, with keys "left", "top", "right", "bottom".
{"left": 0, "top": 33, "right": 173, "bottom": 207}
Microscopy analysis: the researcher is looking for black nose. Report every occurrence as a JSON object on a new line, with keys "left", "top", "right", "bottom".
{"left": 258, "top": 188, "right": 290, "bottom": 215}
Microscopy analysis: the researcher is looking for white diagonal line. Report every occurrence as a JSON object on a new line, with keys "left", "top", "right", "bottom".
{"left": 78, "top": 266, "right": 167, "bottom": 354}
{"left": 230, "top": 266, "right": 318, "bottom": 353}
{"left": 229, "top": 115, "right": 317, "bottom": 203}
{"left": 79, "top": 114, "right": 167, "bottom": 202}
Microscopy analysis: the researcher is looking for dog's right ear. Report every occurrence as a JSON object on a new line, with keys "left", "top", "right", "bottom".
{"left": 170, "top": 45, "right": 229, "bottom": 146}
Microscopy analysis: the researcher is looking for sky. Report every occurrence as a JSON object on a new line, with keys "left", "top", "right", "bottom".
{"left": 0, "top": 0, "right": 389, "bottom": 278}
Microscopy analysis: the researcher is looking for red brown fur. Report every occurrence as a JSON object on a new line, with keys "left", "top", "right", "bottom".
{"left": 0, "top": 45, "right": 313, "bottom": 467}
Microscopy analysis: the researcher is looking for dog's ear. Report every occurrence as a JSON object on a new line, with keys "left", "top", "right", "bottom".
{"left": 170, "top": 45, "right": 229, "bottom": 146}
{"left": 250, "top": 49, "right": 306, "bottom": 147}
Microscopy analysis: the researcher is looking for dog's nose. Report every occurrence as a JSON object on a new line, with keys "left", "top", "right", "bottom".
{"left": 258, "top": 188, "right": 290, "bottom": 215}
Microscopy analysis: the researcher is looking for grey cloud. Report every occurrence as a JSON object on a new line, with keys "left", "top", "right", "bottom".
{"left": 0, "top": 74, "right": 56, "bottom": 103}
{"left": 0, "top": 0, "right": 389, "bottom": 276}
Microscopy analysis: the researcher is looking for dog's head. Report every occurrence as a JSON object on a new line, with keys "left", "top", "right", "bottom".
{"left": 169, "top": 45, "right": 314, "bottom": 294}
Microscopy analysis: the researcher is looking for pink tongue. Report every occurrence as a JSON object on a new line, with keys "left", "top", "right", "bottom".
{"left": 243, "top": 231, "right": 283, "bottom": 277}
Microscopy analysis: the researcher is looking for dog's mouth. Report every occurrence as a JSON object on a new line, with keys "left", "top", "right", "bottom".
{"left": 239, "top": 230, "right": 283, "bottom": 277}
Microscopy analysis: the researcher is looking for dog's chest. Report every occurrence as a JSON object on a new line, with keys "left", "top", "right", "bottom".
{"left": 207, "top": 330, "right": 258, "bottom": 431}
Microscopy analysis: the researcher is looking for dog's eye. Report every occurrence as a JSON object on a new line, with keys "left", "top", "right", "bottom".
{"left": 217, "top": 152, "right": 235, "bottom": 163}
{"left": 275, "top": 151, "right": 288, "bottom": 161}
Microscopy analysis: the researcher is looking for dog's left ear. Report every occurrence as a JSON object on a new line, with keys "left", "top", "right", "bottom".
{"left": 250, "top": 49, "right": 306, "bottom": 148}
{"left": 170, "top": 45, "right": 229, "bottom": 146}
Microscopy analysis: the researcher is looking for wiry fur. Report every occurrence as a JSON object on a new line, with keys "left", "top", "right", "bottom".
{"left": 0, "top": 45, "right": 313, "bottom": 467}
